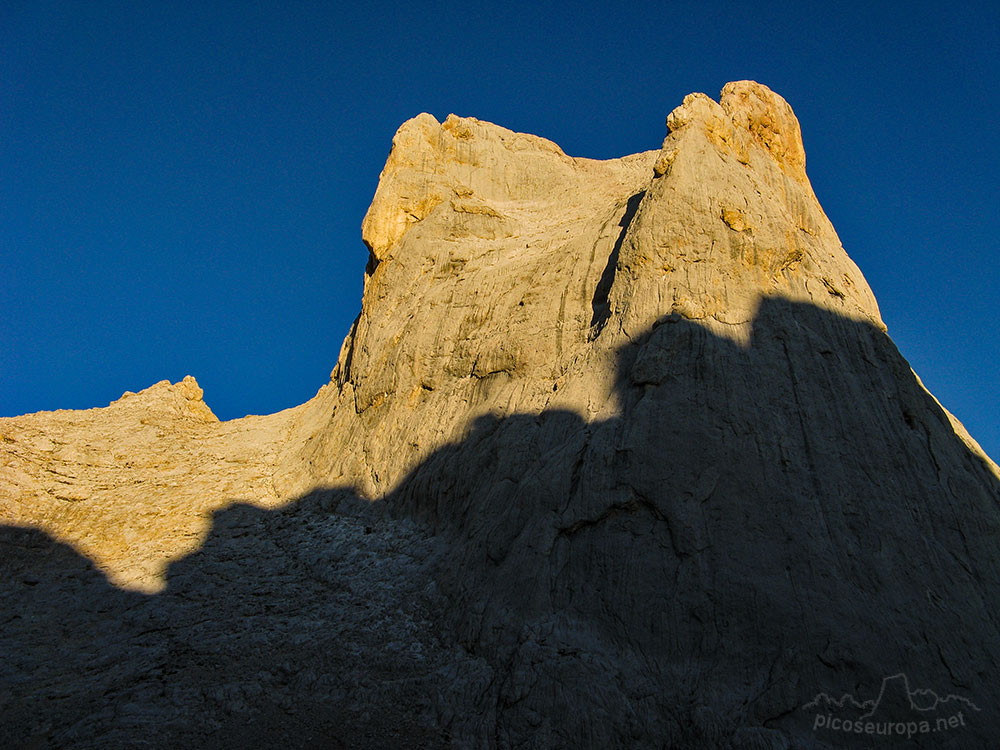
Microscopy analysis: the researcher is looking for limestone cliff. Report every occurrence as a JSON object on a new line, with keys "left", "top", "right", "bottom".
{"left": 3, "top": 82, "right": 999, "bottom": 749}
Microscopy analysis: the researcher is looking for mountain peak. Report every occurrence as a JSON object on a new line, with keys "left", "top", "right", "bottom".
{"left": 3, "top": 82, "right": 999, "bottom": 749}
{"left": 111, "top": 375, "right": 217, "bottom": 423}
{"left": 722, "top": 80, "right": 807, "bottom": 176}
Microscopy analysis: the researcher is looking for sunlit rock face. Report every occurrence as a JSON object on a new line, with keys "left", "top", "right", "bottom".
{"left": 3, "top": 82, "right": 999, "bottom": 749}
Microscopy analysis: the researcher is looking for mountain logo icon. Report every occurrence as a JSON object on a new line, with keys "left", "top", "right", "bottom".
{"left": 804, "top": 672, "right": 980, "bottom": 717}
{"left": 804, "top": 673, "right": 980, "bottom": 740}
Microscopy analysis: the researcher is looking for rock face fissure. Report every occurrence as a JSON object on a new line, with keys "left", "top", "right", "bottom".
{"left": 3, "top": 81, "right": 1000, "bottom": 749}
{"left": 590, "top": 189, "right": 646, "bottom": 334}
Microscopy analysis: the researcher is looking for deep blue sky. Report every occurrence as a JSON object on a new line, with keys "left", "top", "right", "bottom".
{"left": 3, "top": 1, "right": 998, "bottom": 459}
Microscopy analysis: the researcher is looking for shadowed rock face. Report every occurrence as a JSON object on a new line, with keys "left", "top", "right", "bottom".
{"left": 2, "top": 82, "right": 999, "bottom": 748}
{"left": 394, "top": 299, "right": 1000, "bottom": 747}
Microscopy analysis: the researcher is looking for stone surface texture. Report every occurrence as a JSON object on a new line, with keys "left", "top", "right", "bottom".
{"left": 3, "top": 82, "right": 999, "bottom": 749}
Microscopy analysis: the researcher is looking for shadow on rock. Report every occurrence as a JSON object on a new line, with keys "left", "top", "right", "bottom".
{"left": 3, "top": 297, "right": 1000, "bottom": 749}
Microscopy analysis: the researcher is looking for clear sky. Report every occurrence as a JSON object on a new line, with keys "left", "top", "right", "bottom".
{"left": 3, "top": 1, "right": 998, "bottom": 459}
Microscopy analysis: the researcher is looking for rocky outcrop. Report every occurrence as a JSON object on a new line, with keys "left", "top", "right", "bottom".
{"left": 0, "top": 376, "right": 310, "bottom": 591}
{"left": 3, "top": 81, "right": 999, "bottom": 748}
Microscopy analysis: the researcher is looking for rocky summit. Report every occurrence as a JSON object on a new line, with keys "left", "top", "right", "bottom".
{"left": 2, "top": 81, "right": 999, "bottom": 749}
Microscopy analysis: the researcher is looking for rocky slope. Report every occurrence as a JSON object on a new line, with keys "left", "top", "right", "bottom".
{"left": 3, "top": 81, "right": 999, "bottom": 748}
